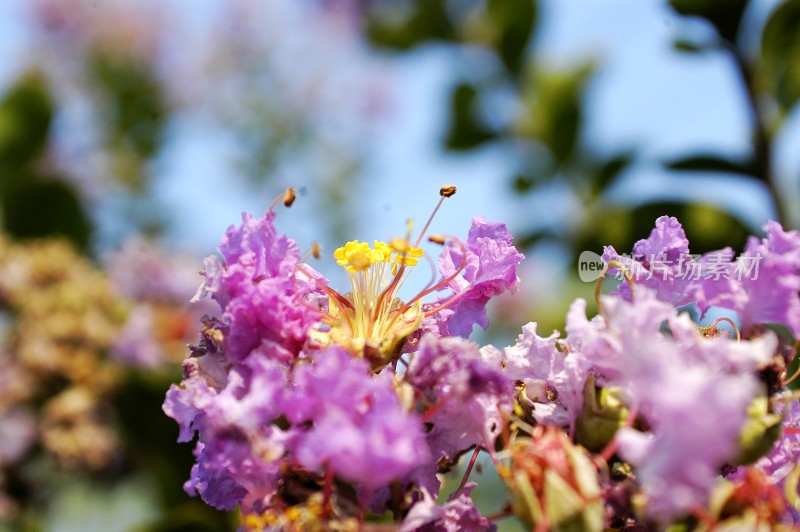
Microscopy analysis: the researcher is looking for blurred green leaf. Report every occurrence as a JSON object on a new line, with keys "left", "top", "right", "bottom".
{"left": 444, "top": 82, "right": 496, "bottom": 151}
{"left": 0, "top": 75, "right": 52, "bottom": 165}
{"left": 760, "top": 0, "right": 800, "bottom": 116}
{"left": 518, "top": 64, "right": 593, "bottom": 167}
{"left": 0, "top": 174, "right": 92, "bottom": 251}
{"left": 365, "top": 0, "right": 456, "bottom": 49}
{"left": 664, "top": 153, "right": 757, "bottom": 176}
{"left": 486, "top": 0, "right": 537, "bottom": 76}
{"left": 89, "top": 52, "right": 167, "bottom": 189}
{"left": 591, "top": 152, "right": 633, "bottom": 198}
{"left": 669, "top": 0, "right": 750, "bottom": 43}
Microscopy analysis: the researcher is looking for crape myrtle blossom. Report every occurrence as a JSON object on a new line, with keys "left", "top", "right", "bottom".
{"left": 604, "top": 216, "right": 800, "bottom": 338}
{"left": 581, "top": 289, "right": 773, "bottom": 520}
{"left": 164, "top": 187, "right": 523, "bottom": 526}
{"left": 485, "top": 286, "right": 777, "bottom": 523}
{"left": 420, "top": 217, "right": 525, "bottom": 339}
{"left": 695, "top": 220, "right": 800, "bottom": 338}
{"left": 399, "top": 483, "right": 496, "bottom": 532}
{"left": 602, "top": 216, "right": 696, "bottom": 307}
{"left": 479, "top": 322, "right": 588, "bottom": 433}
{"left": 406, "top": 335, "right": 512, "bottom": 461}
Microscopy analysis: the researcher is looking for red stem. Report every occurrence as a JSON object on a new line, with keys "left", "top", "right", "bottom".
{"left": 457, "top": 446, "right": 482, "bottom": 493}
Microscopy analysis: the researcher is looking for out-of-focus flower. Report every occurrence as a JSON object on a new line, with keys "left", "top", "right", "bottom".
{"left": 0, "top": 235, "right": 139, "bottom": 520}
{"left": 0, "top": 237, "right": 125, "bottom": 468}
{"left": 400, "top": 484, "right": 496, "bottom": 532}
{"left": 695, "top": 221, "right": 800, "bottom": 337}
{"left": 106, "top": 237, "right": 216, "bottom": 368}
{"left": 0, "top": 408, "right": 37, "bottom": 465}
{"left": 481, "top": 321, "right": 587, "bottom": 432}
{"left": 406, "top": 335, "right": 511, "bottom": 461}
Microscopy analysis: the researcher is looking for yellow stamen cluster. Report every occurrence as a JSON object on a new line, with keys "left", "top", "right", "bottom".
{"left": 333, "top": 239, "right": 422, "bottom": 273}
{"left": 315, "top": 239, "right": 426, "bottom": 365}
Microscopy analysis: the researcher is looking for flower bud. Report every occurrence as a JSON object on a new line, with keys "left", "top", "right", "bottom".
{"left": 505, "top": 426, "right": 603, "bottom": 531}
{"left": 574, "top": 373, "right": 630, "bottom": 453}
{"left": 732, "top": 394, "right": 782, "bottom": 466}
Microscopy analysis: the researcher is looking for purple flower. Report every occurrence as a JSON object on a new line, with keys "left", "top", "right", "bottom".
{"left": 597, "top": 291, "right": 761, "bottom": 521}
{"left": 289, "top": 348, "right": 429, "bottom": 489}
{"left": 603, "top": 217, "right": 800, "bottom": 337}
{"left": 423, "top": 217, "right": 523, "bottom": 338}
{"left": 406, "top": 335, "right": 511, "bottom": 460}
{"left": 615, "top": 365, "right": 758, "bottom": 521}
{"left": 482, "top": 321, "right": 588, "bottom": 432}
{"left": 695, "top": 221, "right": 800, "bottom": 336}
{"left": 164, "top": 344, "right": 291, "bottom": 510}
{"left": 602, "top": 216, "right": 696, "bottom": 307}
{"left": 192, "top": 211, "right": 322, "bottom": 361}
{"left": 107, "top": 236, "right": 200, "bottom": 303}
{"left": 400, "top": 484, "right": 496, "bottom": 532}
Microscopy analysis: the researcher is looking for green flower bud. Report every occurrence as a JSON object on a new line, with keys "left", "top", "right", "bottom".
{"left": 732, "top": 394, "right": 782, "bottom": 465}
{"left": 574, "top": 373, "right": 629, "bottom": 453}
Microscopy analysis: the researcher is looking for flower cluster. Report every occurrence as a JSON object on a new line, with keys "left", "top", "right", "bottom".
{"left": 164, "top": 187, "right": 523, "bottom": 529}
{"left": 166, "top": 200, "right": 800, "bottom": 529}
{"left": 0, "top": 236, "right": 126, "bottom": 519}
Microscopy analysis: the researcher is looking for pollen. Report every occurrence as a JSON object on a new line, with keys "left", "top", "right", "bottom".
{"left": 389, "top": 238, "right": 424, "bottom": 269}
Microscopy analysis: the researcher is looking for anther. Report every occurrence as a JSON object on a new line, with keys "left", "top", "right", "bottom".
{"left": 283, "top": 187, "right": 296, "bottom": 207}
{"left": 311, "top": 241, "right": 321, "bottom": 260}
{"left": 428, "top": 235, "right": 446, "bottom": 245}
{"left": 440, "top": 185, "right": 457, "bottom": 197}
{"left": 269, "top": 187, "right": 297, "bottom": 211}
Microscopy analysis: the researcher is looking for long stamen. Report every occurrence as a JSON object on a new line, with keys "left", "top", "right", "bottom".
{"left": 413, "top": 185, "right": 456, "bottom": 247}
{"left": 406, "top": 237, "right": 469, "bottom": 310}
{"left": 296, "top": 264, "right": 354, "bottom": 312}
{"left": 384, "top": 238, "right": 470, "bottom": 330}
{"left": 595, "top": 259, "right": 635, "bottom": 317}
{"left": 708, "top": 317, "right": 741, "bottom": 341}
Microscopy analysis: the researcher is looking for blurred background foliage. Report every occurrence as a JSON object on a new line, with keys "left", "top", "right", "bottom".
{"left": 0, "top": 0, "right": 798, "bottom": 531}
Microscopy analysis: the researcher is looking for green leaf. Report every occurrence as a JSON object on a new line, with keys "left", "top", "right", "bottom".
{"left": 0, "top": 74, "right": 53, "bottom": 165}
{"left": 443, "top": 82, "right": 496, "bottom": 151}
{"left": 591, "top": 152, "right": 633, "bottom": 198}
{"left": 486, "top": 0, "right": 537, "bottom": 76}
{"left": 663, "top": 154, "right": 757, "bottom": 176}
{"left": 518, "top": 64, "right": 593, "bottom": 167}
{"left": 89, "top": 51, "right": 167, "bottom": 189}
{"left": 669, "top": 0, "right": 750, "bottom": 43}
{"left": 1, "top": 175, "right": 92, "bottom": 251}
{"left": 365, "top": 0, "right": 456, "bottom": 50}
{"left": 760, "top": 0, "right": 800, "bottom": 116}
